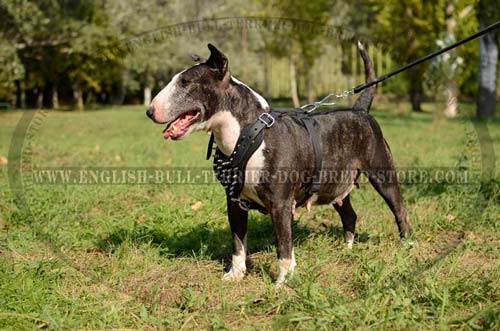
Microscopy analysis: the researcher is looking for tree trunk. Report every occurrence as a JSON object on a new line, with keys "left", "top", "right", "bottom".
{"left": 36, "top": 88, "right": 43, "bottom": 109}
{"left": 115, "top": 70, "right": 127, "bottom": 105}
{"left": 477, "top": 31, "right": 498, "bottom": 118}
{"left": 52, "top": 87, "right": 59, "bottom": 109}
{"left": 306, "top": 61, "right": 314, "bottom": 103}
{"left": 20, "top": 89, "right": 26, "bottom": 109}
{"left": 264, "top": 52, "right": 270, "bottom": 97}
{"left": 143, "top": 85, "right": 152, "bottom": 106}
{"left": 21, "top": 72, "right": 27, "bottom": 108}
{"left": 74, "top": 86, "right": 84, "bottom": 111}
{"left": 290, "top": 56, "right": 300, "bottom": 108}
{"left": 15, "top": 80, "right": 21, "bottom": 109}
{"left": 444, "top": 80, "right": 458, "bottom": 117}
{"left": 241, "top": 17, "right": 248, "bottom": 82}
{"left": 409, "top": 90, "right": 422, "bottom": 112}
{"left": 86, "top": 90, "right": 94, "bottom": 105}
{"left": 444, "top": 0, "right": 458, "bottom": 118}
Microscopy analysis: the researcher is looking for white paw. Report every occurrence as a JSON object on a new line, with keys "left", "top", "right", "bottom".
{"left": 222, "top": 267, "right": 245, "bottom": 281}
{"left": 401, "top": 238, "right": 416, "bottom": 248}
{"left": 276, "top": 255, "right": 296, "bottom": 286}
{"left": 345, "top": 232, "right": 355, "bottom": 249}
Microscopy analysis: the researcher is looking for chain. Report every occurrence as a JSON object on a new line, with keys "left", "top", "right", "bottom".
{"left": 300, "top": 88, "right": 355, "bottom": 113}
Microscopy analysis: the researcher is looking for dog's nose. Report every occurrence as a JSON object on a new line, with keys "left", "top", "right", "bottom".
{"left": 146, "top": 106, "right": 154, "bottom": 119}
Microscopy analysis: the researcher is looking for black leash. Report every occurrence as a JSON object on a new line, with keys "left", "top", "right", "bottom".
{"left": 353, "top": 19, "right": 500, "bottom": 95}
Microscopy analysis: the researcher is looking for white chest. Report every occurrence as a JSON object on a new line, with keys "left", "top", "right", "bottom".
{"left": 207, "top": 111, "right": 266, "bottom": 206}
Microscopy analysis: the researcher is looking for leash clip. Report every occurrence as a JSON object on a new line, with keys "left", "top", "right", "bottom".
{"left": 258, "top": 113, "right": 275, "bottom": 127}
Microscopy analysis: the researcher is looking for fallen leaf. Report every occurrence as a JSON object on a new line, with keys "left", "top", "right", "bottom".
{"left": 136, "top": 214, "right": 146, "bottom": 224}
{"left": 446, "top": 214, "right": 456, "bottom": 221}
{"left": 191, "top": 201, "right": 203, "bottom": 210}
{"left": 0, "top": 156, "right": 8, "bottom": 165}
{"left": 36, "top": 322, "right": 48, "bottom": 329}
{"left": 86, "top": 247, "right": 104, "bottom": 255}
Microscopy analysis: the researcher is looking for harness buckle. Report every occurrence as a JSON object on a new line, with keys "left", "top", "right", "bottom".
{"left": 238, "top": 200, "right": 249, "bottom": 211}
{"left": 258, "top": 113, "right": 275, "bottom": 127}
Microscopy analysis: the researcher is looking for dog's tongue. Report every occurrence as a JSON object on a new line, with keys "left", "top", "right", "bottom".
{"left": 163, "top": 112, "right": 198, "bottom": 139}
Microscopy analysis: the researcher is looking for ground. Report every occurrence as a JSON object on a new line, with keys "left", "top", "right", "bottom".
{"left": 0, "top": 102, "right": 499, "bottom": 330}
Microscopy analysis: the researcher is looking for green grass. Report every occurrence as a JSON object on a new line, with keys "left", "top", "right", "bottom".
{"left": 0, "top": 103, "right": 499, "bottom": 330}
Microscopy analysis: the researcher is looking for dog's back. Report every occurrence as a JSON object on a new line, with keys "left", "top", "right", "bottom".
{"left": 259, "top": 110, "right": 390, "bottom": 206}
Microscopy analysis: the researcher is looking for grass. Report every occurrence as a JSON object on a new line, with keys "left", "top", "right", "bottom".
{"left": 0, "top": 103, "right": 499, "bottom": 330}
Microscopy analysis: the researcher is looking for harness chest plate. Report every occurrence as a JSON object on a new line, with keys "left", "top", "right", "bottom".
{"left": 208, "top": 109, "right": 323, "bottom": 211}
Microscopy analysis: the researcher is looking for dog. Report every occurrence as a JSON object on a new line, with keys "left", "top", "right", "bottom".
{"left": 146, "top": 43, "right": 411, "bottom": 285}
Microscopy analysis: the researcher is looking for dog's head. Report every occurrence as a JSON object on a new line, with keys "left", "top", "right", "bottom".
{"left": 146, "top": 44, "right": 232, "bottom": 140}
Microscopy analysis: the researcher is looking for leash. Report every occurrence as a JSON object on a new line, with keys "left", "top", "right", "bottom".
{"left": 301, "top": 19, "right": 500, "bottom": 112}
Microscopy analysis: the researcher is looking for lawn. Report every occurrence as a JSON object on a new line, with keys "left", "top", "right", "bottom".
{"left": 0, "top": 103, "right": 499, "bottom": 330}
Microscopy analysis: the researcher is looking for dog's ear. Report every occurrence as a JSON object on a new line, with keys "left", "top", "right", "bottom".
{"left": 189, "top": 53, "right": 205, "bottom": 63}
{"left": 206, "top": 43, "right": 228, "bottom": 80}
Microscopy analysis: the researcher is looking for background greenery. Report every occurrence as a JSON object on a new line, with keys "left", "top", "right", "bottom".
{"left": 0, "top": 0, "right": 498, "bottom": 115}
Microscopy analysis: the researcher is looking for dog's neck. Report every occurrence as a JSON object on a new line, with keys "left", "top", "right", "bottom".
{"left": 205, "top": 76, "right": 269, "bottom": 155}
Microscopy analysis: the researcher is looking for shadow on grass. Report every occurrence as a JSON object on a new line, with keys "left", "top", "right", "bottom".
{"left": 95, "top": 211, "right": 372, "bottom": 266}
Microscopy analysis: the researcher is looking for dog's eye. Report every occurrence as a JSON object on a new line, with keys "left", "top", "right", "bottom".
{"left": 180, "top": 78, "right": 189, "bottom": 86}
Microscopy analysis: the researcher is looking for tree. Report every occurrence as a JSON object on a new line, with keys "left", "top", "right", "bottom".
{"left": 371, "top": 0, "right": 447, "bottom": 112}
{"left": 476, "top": 0, "right": 499, "bottom": 118}
{"left": 0, "top": 39, "right": 24, "bottom": 106}
{"left": 0, "top": 0, "right": 123, "bottom": 110}
{"left": 257, "top": 0, "right": 333, "bottom": 107}
{"left": 425, "top": 1, "right": 475, "bottom": 118}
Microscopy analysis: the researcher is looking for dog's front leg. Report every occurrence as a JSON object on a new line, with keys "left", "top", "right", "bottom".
{"left": 222, "top": 195, "right": 248, "bottom": 281}
{"left": 270, "top": 199, "right": 296, "bottom": 286}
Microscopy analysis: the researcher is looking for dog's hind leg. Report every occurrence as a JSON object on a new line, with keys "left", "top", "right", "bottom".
{"left": 223, "top": 196, "right": 248, "bottom": 281}
{"left": 366, "top": 169, "right": 411, "bottom": 241}
{"left": 269, "top": 198, "right": 296, "bottom": 286}
{"left": 333, "top": 194, "right": 357, "bottom": 248}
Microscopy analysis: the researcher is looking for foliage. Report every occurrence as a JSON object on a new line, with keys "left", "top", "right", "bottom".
{"left": 0, "top": 38, "right": 24, "bottom": 99}
{"left": 0, "top": 1, "right": 495, "bottom": 113}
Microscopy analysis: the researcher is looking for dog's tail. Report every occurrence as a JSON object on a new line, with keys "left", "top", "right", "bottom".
{"left": 353, "top": 41, "right": 375, "bottom": 112}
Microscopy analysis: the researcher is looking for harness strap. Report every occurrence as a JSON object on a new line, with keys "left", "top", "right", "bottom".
{"left": 211, "top": 109, "right": 286, "bottom": 210}
{"left": 282, "top": 109, "right": 322, "bottom": 195}
{"left": 300, "top": 116, "right": 322, "bottom": 194}
{"left": 206, "top": 132, "right": 215, "bottom": 160}
{"left": 207, "top": 109, "right": 286, "bottom": 161}
{"left": 210, "top": 108, "right": 323, "bottom": 212}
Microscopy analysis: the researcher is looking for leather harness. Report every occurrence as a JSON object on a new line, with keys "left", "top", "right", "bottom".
{"left": 206, "top": 108, "right": 324, "bottom": 213}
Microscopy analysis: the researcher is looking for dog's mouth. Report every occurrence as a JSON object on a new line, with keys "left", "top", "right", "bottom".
{"left": 163, "top": 110, "right": 201, "bottom": 139}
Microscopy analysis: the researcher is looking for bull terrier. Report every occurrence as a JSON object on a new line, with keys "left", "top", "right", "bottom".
{"left": 146, "top": 43, "right": 411, "bottom": 285}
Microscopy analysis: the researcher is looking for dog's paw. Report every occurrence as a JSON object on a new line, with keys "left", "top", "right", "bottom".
{"left": 401, "top": 238, "right": 416, "bottom": 248}
{"left": 222, "top": 267, "right": 245, "bottom": 281}
{"left": 276, "top": 257, "right": 296, "bottom": 286}
{"left": 345, "top": 232, "right": 355, "bottom": 249}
